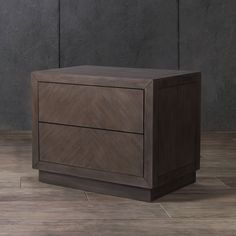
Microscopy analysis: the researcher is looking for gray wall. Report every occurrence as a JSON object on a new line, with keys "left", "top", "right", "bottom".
{"left": 0, "top": 0, "right": 235, "bottom": 130}
{"left": 60, "top": 0, "right": 178, "bottom": 69}
{"left": 180, "top": 0, "right": 236, "bottom": 130}
{"left": 0, "top": 0, "right": 59, "bottom": 129}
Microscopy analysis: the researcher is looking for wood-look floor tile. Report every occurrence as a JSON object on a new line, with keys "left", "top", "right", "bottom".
{"left": 219, "top": 177, "right": 236, "bottom": 188}
{"left": 0, "top": 188, "right": 86, "bottom": 201}
{"left": 85, "top": 191, "right": 137, "bottom": 202}
{"left": 20, "top": 176, "right": 63, "bottom": 189}
{"left": 0, "top": 219, "right": 235, "bottom": 236}
{"left": 0, "top": 180, "right": 20, "bottom": 188}
{"left": 160, "top": 199, "right": 236, "bottom": 218}
{"left": 175, "top": 177, "right": 230, "bottom": 192}
{"left": 0, "top": 201, "right": 168, "bottom": 220}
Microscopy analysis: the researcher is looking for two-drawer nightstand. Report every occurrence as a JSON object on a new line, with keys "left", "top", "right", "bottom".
{"left": 32, "top": 65, "right": 201, "bottom": 201}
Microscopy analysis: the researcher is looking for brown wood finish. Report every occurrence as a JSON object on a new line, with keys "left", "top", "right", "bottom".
{"left": 31, "top": 74, "right": 39, "bottom": 169}
{"left": 33, "top": 65, "right": 193, "bottom": 81}
{"left": 32, "top": 65, "right": 199, "bottom": 89}
{"left": 39, "top": 82, "right": 144, "bottom": 133}
{"left": 39, "top": 171, "right": 152, "bottom": 202}
{"left": 157, "top": 82, "right": 200, "bottom": 176}
{"left": 38, "top": 161, "right": 149, "bottom": 188}
{"left": 195, "top": 78, "right": 201, "bottom": 170}
{"left": 153, "top": 73, "right": 201, "bottom": 186}
{"left": 39, "top": 170, "right": 196, "bottom": 202}
{"left": 32, "top": 65, "right": 201, "bottom": 201}
{"left": 0, "top": 131, "right": 236, "bottom": 235}
{"left": 39, "top": 123, "right": 143, "bottom": 177}
{"left": 144, "top": 81, "right": 154, "bottom": 187}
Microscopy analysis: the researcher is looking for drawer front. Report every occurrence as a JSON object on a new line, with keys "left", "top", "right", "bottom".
{"left": 38, "top": 82, "right": 143, "bottom": 133}
{"left": 39, "top": 123, "right": 143, "bottom": 177}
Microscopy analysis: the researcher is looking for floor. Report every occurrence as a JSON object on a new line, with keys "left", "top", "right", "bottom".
{"left": 0, "top": 131, "right": 235, "bottom": 236}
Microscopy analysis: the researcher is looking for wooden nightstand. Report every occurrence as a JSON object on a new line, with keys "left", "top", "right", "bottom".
{"left": 32, "top": 65, "right": 201, "bottom": 201}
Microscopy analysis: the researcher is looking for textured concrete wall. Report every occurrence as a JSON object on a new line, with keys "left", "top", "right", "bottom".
{"left": 0, "top": 0, "right": 59, "bottom": 129}
{"left": 60, "top": 0, "right": 178, "bottom": 69}
{"left": 180, "top": 0, "right": 236, "bottom": 130}
{"left": 1, "top": 0, "right": 236, "bottom": 130}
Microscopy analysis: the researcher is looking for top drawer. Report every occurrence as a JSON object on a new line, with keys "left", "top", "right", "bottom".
{"left": 38, "top": 82, "right": 143, "bottom": 133}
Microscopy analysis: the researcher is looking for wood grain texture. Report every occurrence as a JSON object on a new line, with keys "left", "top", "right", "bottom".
{"left": 39, "top": 171, "right": 153, "bottom": 202}
{"left": 32, "top": 65, "right": 199, "bottom": 89}
{"left": 32, "top": 66, "right": 201, "bottom": 200}
{"left": 0, "top": 219, "right": 236, "bottom": 236}
{"left": 38, "top": 160, "right": 149, "bottom": 188}
{"left": 39, "top": 82, "right": 144, "bottom": 133}
{"left": 144, "top": 81, "right": 154, "bottom": 187}
{"left": 39, "top": 170, "right": 195, "bottom": 202}
{"left": 0, "top": 131, "right": 235, "bottom": 235}
{"left": 31, "top": 76, "right": 39, "bottom": 169}
{"left": 34, "top": 65, "right": 194, "bottom": 80}
{"left": 156, "top": 80, "right": 201, "bottom": 178}
{"left": 39, "top": 123, "right": 143, "bottom": 176}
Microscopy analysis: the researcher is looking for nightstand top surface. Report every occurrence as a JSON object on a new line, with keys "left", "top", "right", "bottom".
{"left": 32, "top": 65, "right": 200, "bottom": 89}
{"left": 33, "top": 65, "right": 199, "bottom": 80}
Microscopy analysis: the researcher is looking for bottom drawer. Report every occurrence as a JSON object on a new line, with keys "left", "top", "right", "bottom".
{"left": 39, "top": 123, "right": 143, "bottom": 177}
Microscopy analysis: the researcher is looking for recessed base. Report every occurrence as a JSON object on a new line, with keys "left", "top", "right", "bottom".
{"left": 39, "top": 171, "right": 196, "bottom": 202}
